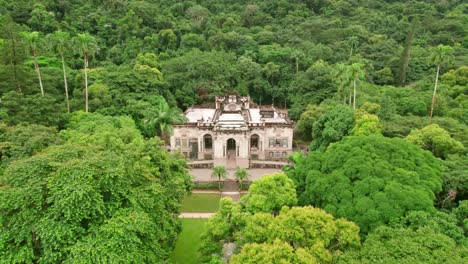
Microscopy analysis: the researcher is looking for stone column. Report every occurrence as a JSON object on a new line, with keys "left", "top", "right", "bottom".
{"left": 198, "top": 138, "right": 203, "bottom": 160}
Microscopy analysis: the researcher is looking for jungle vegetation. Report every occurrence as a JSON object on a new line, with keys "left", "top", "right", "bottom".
{"left": 0, "top": 0, "right": 466, "bottom": 262}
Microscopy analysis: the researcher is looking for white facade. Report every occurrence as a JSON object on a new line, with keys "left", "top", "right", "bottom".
{"left": 171, "top": 95, "right": 293, "bottom": 168}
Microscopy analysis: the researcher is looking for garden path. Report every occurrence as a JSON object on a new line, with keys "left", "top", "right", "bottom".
{"left": 179, "top": 213, "right": 215, "bottom": 218}
{"left": 190, "top": 168, "right": 280, "bottom": 181}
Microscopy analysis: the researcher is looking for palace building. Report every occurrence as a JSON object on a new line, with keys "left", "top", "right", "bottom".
{"left": 170, "top": 94, "right": 294, "bottom": 168}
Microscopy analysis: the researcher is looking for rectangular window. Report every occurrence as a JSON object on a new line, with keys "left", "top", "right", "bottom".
{"left": 269, "top": 139, "right": 275, "bottom": 148}
{"left": 270, "top": 138, "right": 290, "bottom": 148}
{"left": 269, "top": 152, "right": 273, "bottom": 158}
{"left": 175, "top": 138, "right": 181, "bottom": 147}
{"left": 274, "top": 152, "right": 281, "bottom": 159}
{"left": 182, "top": 138, "right": 188, "bottom": 147}
{"left": 275, "top": 138, "right": 281, "bottom": 146}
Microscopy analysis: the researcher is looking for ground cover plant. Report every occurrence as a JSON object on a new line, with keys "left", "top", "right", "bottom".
{"left": 181, "top": 193, "right": 221, "bottom": 213}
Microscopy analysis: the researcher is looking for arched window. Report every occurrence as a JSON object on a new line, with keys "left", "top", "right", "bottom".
{"left": 227, "top": 138, "right": 236, "bottom": 150}
{"left": 203, "top": 134, "right": 212, "bottom": 150}
{"left": 250, "top": 134, "right": 259, "bottom": 149}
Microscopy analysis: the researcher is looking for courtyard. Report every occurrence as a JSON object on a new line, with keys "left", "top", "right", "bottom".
{"left": 171, "top": 168, "right": 281, "bottom": 263}
{"left": 190, "top": 168, "right": 280, "bottom": 181}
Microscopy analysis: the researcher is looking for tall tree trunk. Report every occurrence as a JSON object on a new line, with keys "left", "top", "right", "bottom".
{"left": 342, "top": 86, "right": 346, "bottom": 104}
{"left": 218, "top": 176, "right": 221, "bottom": 192}
{"left": 348, "top": 89, "right": 352, "bottom": 106}
{"left": 353, "top": 77, "right": 357, "bottom": 110}
{"left": 397, "top": 20, "right": 417, "bottom": 86}
{"left": 84, "top": 53, "right": 89, "bottom": 113}
{"left": 61, "top": 54, "right": 70, "bottom": 113}
{"left": 32, "top": 50, "right": 44, "bottom": 96}
{"left": 430, "top": 64, "right": 440, "bottom": 120}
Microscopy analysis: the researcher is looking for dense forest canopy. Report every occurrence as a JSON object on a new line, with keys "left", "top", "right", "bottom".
{"left": 0, "top": 0, "right": 466, "bottom": 122}
{"left": 0, "top": 0, "right": 467, "bottom": 262}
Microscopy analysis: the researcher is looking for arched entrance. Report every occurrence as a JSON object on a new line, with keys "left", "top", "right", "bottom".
{"left": 226, "top": 138, "right": 237, "bottom": 168}
{"left": 227, "top": 138, "right": 236, "bottom": 159}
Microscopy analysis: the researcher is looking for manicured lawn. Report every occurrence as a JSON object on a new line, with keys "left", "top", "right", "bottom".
{"left": 171, "top": 219, "right": 208, "bottom": 264}
{"left": 181, "top": 193, "right": 220, "bottom": 212}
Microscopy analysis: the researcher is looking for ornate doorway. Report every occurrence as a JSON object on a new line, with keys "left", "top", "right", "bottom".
{"left": 226, "top": 138, "right": 236, "bottom": 168}
{"left": 227, "top": 138, "right": 236, "bottom": 157}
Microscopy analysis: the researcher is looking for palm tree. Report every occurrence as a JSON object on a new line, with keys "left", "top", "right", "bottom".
{"left": 144, "top": 97, "right": 187, "bottom": 141}
{"left": 347, "top": 36, "right": 359, "bottom": 59}
{"left": 234, "top": 167, "right": 249, "bottom": 192}
{"left": 429, "top": 45, "right": 454, "bottom": 119}
{"left": 332, "top": 63, "right": 352, "bottom": 105}
{"left": 211, "top": 166, "right": 228, "bottom": 192}
{"left": 48, "top": 31, "right": 71, "bottom": 113}
{"left": 348, "top": 63, "right": 365, "bottom": 110}
{"left": 290, "top": 50, "right": 304, "bottom": 74}
{"left": 22, "top": 31, "right": 44, "bottom": 96}
{"left": 73, "top": 33, "right": 99, "bottom": 113}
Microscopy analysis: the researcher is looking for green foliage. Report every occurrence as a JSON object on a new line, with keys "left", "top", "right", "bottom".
{"left": 430, "top": 45, "right": 455, "bottom": 67}
{"left": 442, "top": 66, "right": 468, "bottom": 87}
{"left": 0, "top": 91, "right": 68, "bottom": 127}
{"left": 160, "top": 50, "right": 241, "bottom": 107}
{"left": 237, "top": 206, "right": 361, "bottom": 262}
{"left": 181, "top": 194, "right": 220, "bottom": 213}
{"left": 240, "top": 173, "right": 297, "bottom": 214}
{"left": 0, "top": 113, "right": 191, "bottom": 262}
{"left": 0, "top": 1, "right": 467, "bottom": 260}
{"left": 199, "top": 197, "right": 240, "bottom": 263}
{"left": 199, "top": 173, "right": 299, "bottom": 263}
{"left": 310, "top": 105, "right": 355, "bottom": 151}
{"left": 337, "top": 226, "right": 467, "bottom": 264}
{"left": 0, "top": 0, "right": 466, "bottom": 136}
{"left": 399, "top": 210, "right": 465, "bottom": 244}
{"left": 143, "top": 96, "right": 186, "bottom": 138}
{"left": 296, "top": 104, "right": 325, "bottom": 141}
{"left": 429, "top": 44, "right": 456, "bottom": 119}
{"left": 234, "top": 167, "right": 249, "bottom": 192}
{"left": 180, "top": 33, "right": 209, "bottom": 50}
{"left": 349, "top": 62, "right": 366, "bottom": 110}
{"left": 231, "top": 239, "right": 315, "bottom": 264}
{"left": 452, "top": 201, "right": 468, "bottom": 238}
{"left": 288, "top": 135, "right": 443, "bottom": 234}
{"left": 171, "top": 219, "right": 208, "bottom": 264}
{"left": 73, "top": 33, "right": 99, "bottom": 58}
{"left": 406, "top": 124, "right": 465, "bottom": 159}
{"left": 0, "top": 123, "right": 62, "bottom": 164}
{"left": 351, "top": 110, "right": 382, "bottom": 136}
{"left": 289, "top": 60, "right": 335, "bottom": 118}
{"left": 60, "top": 111, "right": 142, "bottom": 151}
{"left": 211, "top": 166, "right": 228, "bottom": 192}
{"left": 200, "top": 200, "right": 360, "bottom": 263}
{"left": 437, "top": 155, "right": 468, "bottom": 210}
